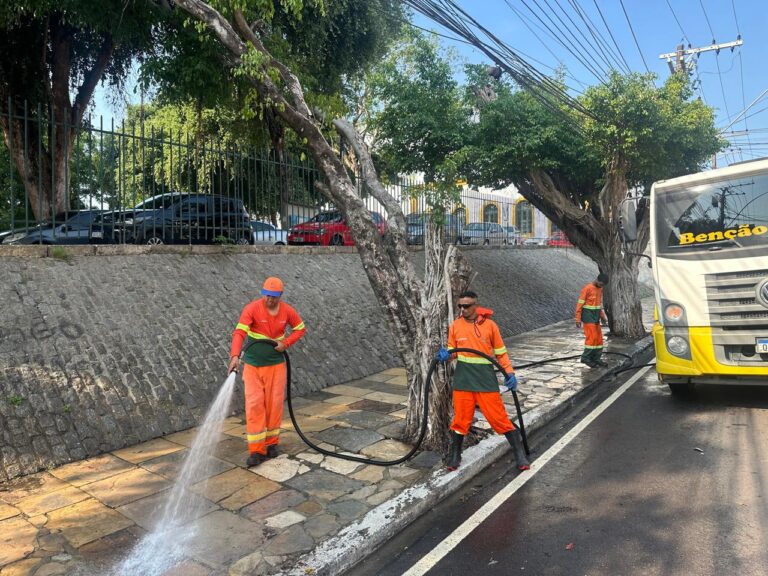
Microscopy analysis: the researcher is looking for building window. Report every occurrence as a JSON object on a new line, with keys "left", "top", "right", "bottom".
{"left": 515, "top": 201, "right": 533, "bottom": 234}
{"left": 483, "top": 203, "right": 499, "bottom": 223}
{"left": 454, "top": 207, "right": 467, "bottom": 228}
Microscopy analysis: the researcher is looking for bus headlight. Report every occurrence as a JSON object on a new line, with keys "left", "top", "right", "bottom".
{"left": 667, "top": 336, "right": 689, "bottom": 357}
{"left": 664, "top": 303, "right": 685, "bottom": 322}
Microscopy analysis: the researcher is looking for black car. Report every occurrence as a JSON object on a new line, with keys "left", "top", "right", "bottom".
{"left": 120, "top": 193, "right": 252, "bottom": 245}
{"left": 2, "top": 210, "right": 114, "bottom": 245}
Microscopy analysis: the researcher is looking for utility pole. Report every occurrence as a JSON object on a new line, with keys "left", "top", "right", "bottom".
{"left": 659, "top": 38, "right": 744, "bottom": 74}
{"left": 660, "top": 37, "right": 744, "bottom": 168}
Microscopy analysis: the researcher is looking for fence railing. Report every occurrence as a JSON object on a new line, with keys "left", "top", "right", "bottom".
{"left": 1, "top": 100, "right": 547, "bottom": 247}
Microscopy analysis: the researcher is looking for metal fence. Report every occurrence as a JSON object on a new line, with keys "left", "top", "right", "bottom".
{"left": 1, "top": 100, "right": 551, "bottom": 247}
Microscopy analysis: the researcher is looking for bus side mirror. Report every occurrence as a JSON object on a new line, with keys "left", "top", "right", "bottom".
{"left": 620, "top": 198, "right": 638, "bottom": 242}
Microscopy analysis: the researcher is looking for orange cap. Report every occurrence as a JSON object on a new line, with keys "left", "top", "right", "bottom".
{"left": 261, "top": 276, "right": 284, "bottom": 297}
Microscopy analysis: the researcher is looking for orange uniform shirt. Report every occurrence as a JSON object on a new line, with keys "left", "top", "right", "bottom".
{"left": 448, "top": 307, "right": 513, "bottom": 392}
{"left": 230, "top": 299, "right": 306, "bottom": 366}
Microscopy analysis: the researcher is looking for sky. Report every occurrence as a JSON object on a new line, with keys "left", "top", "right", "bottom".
{"left": 410, "top": 0, "right": 768, "bottom": 167}
{"left": 93, "top": 0, "right": 768, "bottom": 167}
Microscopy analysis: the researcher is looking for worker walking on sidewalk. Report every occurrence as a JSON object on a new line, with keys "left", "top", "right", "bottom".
{"left": 437, "top": 290, "right": 530, "bottom": 473}
{"left": 575, "top": 273, "right": 609, "bottom": 368}
{"left": 228, "top": 277, "right": 306, "bottom": 468}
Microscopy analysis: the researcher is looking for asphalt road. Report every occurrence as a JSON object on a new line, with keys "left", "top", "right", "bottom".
{"left": 346, "top": 361, "right": 768, "bottom": 576}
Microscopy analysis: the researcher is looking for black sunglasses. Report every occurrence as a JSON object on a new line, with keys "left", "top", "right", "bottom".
{"left": 458, "top": 302, "right": 476, "bottom": 309}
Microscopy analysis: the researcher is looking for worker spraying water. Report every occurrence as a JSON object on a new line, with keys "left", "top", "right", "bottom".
{"left": 227, "top": 276, "right": 306, "bottom": 468}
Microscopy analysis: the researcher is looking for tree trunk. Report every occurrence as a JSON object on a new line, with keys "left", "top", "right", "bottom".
{"left": 0, "top": 13, "right": 112, "bottom": 221}
{"left": 404, "top": 225, "right": 472, "bottom": 452}
{"left": 599, "top": 238, "right": 646, "bottom": 338}
{"left": 520, "top": 167, "right": 648, "bottom": 339}
{"left": 0, "top": 111, "right": 70, "bottom": 221}
{"left": 174, "top": 0, "right": 475, "bottom": 455}
{"left": 265, "top": 107, "right": 292, "bottom": 229}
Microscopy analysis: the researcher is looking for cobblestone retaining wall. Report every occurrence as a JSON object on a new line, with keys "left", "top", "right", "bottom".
{"left": 0, "top": 245, "right": 596, "bottom": 481}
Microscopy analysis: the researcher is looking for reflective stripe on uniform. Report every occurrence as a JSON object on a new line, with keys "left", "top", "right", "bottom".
{"left": 493, "top": 346, "right": 507, "bottom": 355}
{"left": 247, "top": 432, "right": 267, "bottom": 442}
{"left": 266, "top": 428, "right": 280, "bottom": 437}
{"left": 584, "top": 344, "right": 603, "bottom": 349}
{"left": 236, "top": 323, "right": 287, "bottom": 341}
{"left": 457, "top": 354, "right": 492, "bottom": 364}
{"left": 292, "top": 322, "right": 305, "bottom": 330}
{"left": 250, "top": 331, "right": 285, "bottom": 341}
{"left": 582, "top": 305, "right": 601, "bottom": 309}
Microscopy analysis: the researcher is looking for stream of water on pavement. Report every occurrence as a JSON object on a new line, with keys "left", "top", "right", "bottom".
{"left": 110, "top": 371, "right": 237, "bottom": 575}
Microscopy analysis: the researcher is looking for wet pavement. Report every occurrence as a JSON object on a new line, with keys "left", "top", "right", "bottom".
{"left": 0, "top": 303, "right": 653, "bottom": 576}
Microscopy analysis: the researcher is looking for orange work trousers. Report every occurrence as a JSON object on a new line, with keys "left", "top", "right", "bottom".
{"left": 450, "top": 390, "right": 515, "bottom": 436}
{"left": 581, "top": 322, "right": 604, "bottom": 364}
{"left": 242, "top": 363, "right": 287, "bottom": 455}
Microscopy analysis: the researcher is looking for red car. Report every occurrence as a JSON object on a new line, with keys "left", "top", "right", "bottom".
{"left": 288, "top": 210, "right": 387, "bottom": 246}
{"left": 547, "top": 232, "right": 573, "bottom": 247}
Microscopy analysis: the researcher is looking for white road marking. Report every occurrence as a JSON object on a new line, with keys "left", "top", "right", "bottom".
{"left": 403, "top": 365, "right": 653, "bottom": 576}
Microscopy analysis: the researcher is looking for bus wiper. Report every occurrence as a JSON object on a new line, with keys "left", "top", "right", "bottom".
{"left": 707, "top": 238, "right": 743, "bottom": 250}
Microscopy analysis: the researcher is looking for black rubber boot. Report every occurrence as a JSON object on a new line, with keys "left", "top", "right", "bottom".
{"left": 505, "top": 429, "right": 531, "bottom": 470}
{"left": 266, "top": 445, "right": 279, "bottom": 459}
{"left": 246, "top": 453, "right": 266, "bottom": 468}
{"left": 446, "top": 431, "right": 464, "bottom": 471}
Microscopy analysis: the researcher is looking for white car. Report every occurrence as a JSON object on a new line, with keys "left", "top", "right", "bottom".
{"left": 523, "top": 237, "right": 548, "bottom": 246}
{"left": 460, "top": 222, "right": 507, "bottom": 245}
{"left": 252, "top": 221, "right": 288, "bottom": 245}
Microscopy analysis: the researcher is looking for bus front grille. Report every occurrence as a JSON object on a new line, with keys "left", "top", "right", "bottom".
{"left": 706, "top": 269, "right": 768, "bottom": 366}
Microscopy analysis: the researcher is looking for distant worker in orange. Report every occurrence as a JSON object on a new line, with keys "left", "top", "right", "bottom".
{"left": 575, "top": 273, "right": 609, "bottom": 368}
{"left": 436, "top": 290, "right": 530, "bottom": 473}
{"left": 228, "top": 277, "right": 306, "bottom": 467}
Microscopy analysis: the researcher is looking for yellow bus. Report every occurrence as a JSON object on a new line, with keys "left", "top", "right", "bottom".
{"left": 645, "top": 158, "right": 768, "bottom": 393}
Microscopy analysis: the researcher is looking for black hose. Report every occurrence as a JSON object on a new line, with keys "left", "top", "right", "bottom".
{"left": 238, "top": 340, "right": 529, "bottom": 465}
{"left": 515, "top": 350, "right": 632, "bottom": 370}
{"left": 237, "top": 341, "right": 634, "bottom": 465}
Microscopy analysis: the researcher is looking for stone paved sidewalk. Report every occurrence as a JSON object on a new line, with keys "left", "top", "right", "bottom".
{"left": 0, "top": 305, "right": 654, "bottom": 576}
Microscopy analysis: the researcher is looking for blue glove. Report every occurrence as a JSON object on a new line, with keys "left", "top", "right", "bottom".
{"left": 504, "top": 373, "right": 518, "bottom": 392}
{"left": 436, "top": 347, "right": 451, "bottom": 363}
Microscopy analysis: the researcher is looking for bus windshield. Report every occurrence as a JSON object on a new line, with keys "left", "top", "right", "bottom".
{"left": 656, "top": 173, "right": 768, "bottom": 254}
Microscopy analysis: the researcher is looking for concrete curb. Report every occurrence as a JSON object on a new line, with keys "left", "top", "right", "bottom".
{"left": 284, "top": 335, "right": 654, "bottom": 576}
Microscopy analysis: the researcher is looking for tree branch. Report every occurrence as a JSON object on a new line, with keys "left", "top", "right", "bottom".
{"left": 72, "top": 34, "right": 114, "bottom": 127}
{"left": 333, "top": 117, "right": 422, "bottom": 302}
{"left": 233, "top": 10, "right": 312, "bottom": 119}
{"left": 50, "top": 15, "right": 73, "bottom": 120}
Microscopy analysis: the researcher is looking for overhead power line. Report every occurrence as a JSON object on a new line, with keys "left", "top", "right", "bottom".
{"left": 697, "top": 0, "right": 735, "bottom": 127}
{"left": 405, "top": 0, "right": 597, "bottom": 134}
{"left": 513, "top": 0, "right": 607, "bottom": 82}
{"left": 567, "top": 0, "right": 631, "bottom": 74}
{"left": 618, "top": 0, "right": 650, "bottom": 73}
{"left": 592, "top": 0, "right": 631, "bottom": 72}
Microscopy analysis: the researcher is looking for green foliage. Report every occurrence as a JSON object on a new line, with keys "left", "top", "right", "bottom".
{"left": 581, "top": 72, "right": 725, "bottom": 189}
{"left": 144, "top": 0, "right": 404, "bottom": 130}
{"left": 114, "top": 101, "right": 322, "bottom": 218}
{"left": 367, "top": 30, "right": 469, "bottom": 182}
{"left": 465, "top": 71, "right": 724, "bottom": 200}
{"left": 50, "top": 246, "right": 71, "bottom": 260}
{"left": 361, "top": 29, "right": 469, "bottom": 215}
{"left": 0, "top": 1, "right": 164, "bottom": 105}
{"left": 0, "top": 129, "right": 120, "bottom": 228}
{"left": 7, "top": 394, "right": 24, "bottom": 406}
{"left": 214, "top": 234, "right": 235, "bottom": 244}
